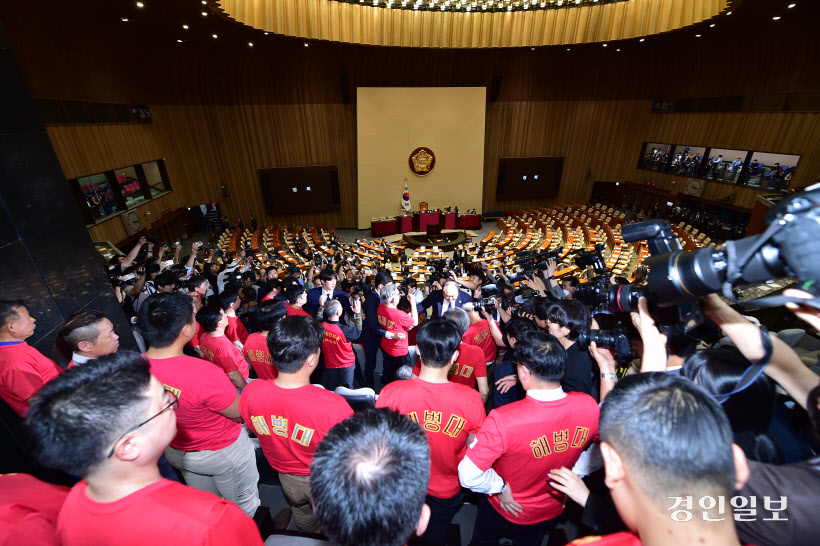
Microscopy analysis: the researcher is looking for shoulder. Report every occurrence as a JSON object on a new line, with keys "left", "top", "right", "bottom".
{"left": 565, "top": 391, "right": 600, "bottom": 410}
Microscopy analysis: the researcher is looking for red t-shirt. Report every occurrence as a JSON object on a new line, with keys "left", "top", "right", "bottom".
{"left": 187, "top": 322, "right": 204, "bottom": 349}
{"left": 199, "top": 334, "right": 250, "bottom": 381}
{"left": 378, "top": 304, "right": 414, "bottom": 356}
{"left": 147, "top": 355, "right": 240, "bottom": 452}
{"left": 57, "top": 479, "right": 262, "bottom": 546}
{"left": 412, "top": 342, "right": 487, "bottom": 390}
{"left": 463, "top": 320, "right": 497, "bottom": 363}
{"left": 285, "top": 304, "right": 311, "bottom": 318}
{"left": 0, "top": 342, "right": 63, "bottom": 416}
{"left": 224, "top": 315, "right": 249, "bottom": 345}
{"left": 0, "top": 473, "right": 69, "bottom": 546}
{"left": 466, "top": 392, "right": 600, "bottom": 524}
{"left": 567, "top": 532, "right": 641, "bottom": 546}
{"left": 321, "top": 322, "right": 355, "bottom": 369}
{"left": 239, "top": 381, "right": 353, "bottom": 476}
{"left": 377, "top": 379, "right": 485, "bottom": 498}
{"left": 242, "top": 333, "right": 277, "bottom": 380}
{"left": 260, "top": 293, "right": 275, "bottom": 302}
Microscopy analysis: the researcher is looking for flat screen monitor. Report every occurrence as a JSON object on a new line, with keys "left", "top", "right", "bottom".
{"left": 259, "top": 165, "right": 341, "bottom": 214}
{"left": 496, "top": 157, "right": 563, "bottom": 200}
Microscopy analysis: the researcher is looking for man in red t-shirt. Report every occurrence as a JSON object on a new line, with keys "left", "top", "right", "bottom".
{"left": 243, "top": 300, "right": 286, "bottom": 380}
{"left": 442, "top": 307, "right": 490, "bottom": 403}
{"left": 196, "top": 306, "right": 250, "bottom": 389}
{"left": 0, "top": 300, "right": 63, "bottom": 416}
{"left": 138, "top": 293, "right": 261, "bottom": 518}
{"left": 377, "top": 284, "right": 418, "bottom": 384}
{"left": 378, "top": 319, "right": 486, "bottom": 546}
{"left": 217, "top": 288, "right": 250, "bottom": 347}
{"left": 459, "top": 329, "right": 599, "bottom": 545}
{"left": 240, "top": 316, "right": 354, "bottom": 533}
{"left": 284, "top": 285, "right": 312, "bottom": 318}
{"left": 0, "top": 473, "right": 69, "bottom": 545}
{"left": 565, "top": 373, "right": 753, "bottom": 546}
{"left": 321, "top": 299, "right": 361, "bottom": 390}
{"left": 461, "top": 302, "right": 498, "bottom": 365}
{"left": 24, "top": 351, "right": 263, "bottom": 545}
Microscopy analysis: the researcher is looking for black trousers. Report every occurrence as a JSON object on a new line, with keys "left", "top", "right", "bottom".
{"left": 471, "top": 495, "right": 559, "bottom": 546}
{"left": 381, "top": 352, "right": 411, "bottom": 385}
{"left": 422, "top": 489, "right": 466, "bottom": 545}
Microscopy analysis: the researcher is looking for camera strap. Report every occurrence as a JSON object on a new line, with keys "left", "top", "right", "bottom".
{"left": 713, "top": 326, "right": 773, "bottom": 405}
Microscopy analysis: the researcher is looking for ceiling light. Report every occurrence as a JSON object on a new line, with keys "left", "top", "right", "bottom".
{"left": 639, "top": 38, "right": 645, "bottom": 42}
{"left": 726, "top": 11, "right": 731, "bottom": 15}
{"left": 136, "top": 2, "right": 144, "bottom": 7}
{"left": 304, "top": 42, "right": 309, "bottom": 47}
{"left": 264, "top": 32, "right": 269, "bottom": 35}
{"left": 602, "top": 43, "right": 607, "bottom": 47}
{"left": 177, "top": 39, "right": 182, "bottom": 42}
{"left": 772, "top": 16, "right": 780, "bottom": 20}
{"left": 616, "top": 48, "right": 620, "bottom": 51}
{"left": 182, "top": 24, "right": 188, "bottom": 29}
{"left": 788, "top": 3, "right": 796, "bottom": 7}
{"left": 695, "top": 34, "right": 701, "bottom": 37}
{"left": 202, "top": 11, "right": 207, "bottom": 16}
{"left": 566, "top": 48, "right": 570, "bottom": 51}
{"left": 212, "top": 34, "right": 217, "bottom": 38}
{"left": 121, "top": 18, "right": 129, "bottom": 22}
{"left": 530, "top": 47, "right": 535, "bottom": 50}
{"left": 202, "top": 0, "right": 207, "bottom": 3}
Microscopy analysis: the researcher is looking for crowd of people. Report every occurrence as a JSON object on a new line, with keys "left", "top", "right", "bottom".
{"left": 1, "top": 217, "right": 819, "bottom": 546}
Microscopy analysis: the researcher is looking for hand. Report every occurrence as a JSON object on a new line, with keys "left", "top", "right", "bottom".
{"left": 160, "top": 243, "right": 169, "bottom": 253}
{"left": 495, "top": 374, "right": 517, "bottom": 394}
{"left": 137, "top": 236, "right": 147, "bottom": 246}
{"left": 239, "top": 249, "right": 246, "bottom": 259}
{"left": 209, "top": 248, "right": 216, "bottom": 256}
{"left": 548, "top": 467, "right": 590, "bottom": 507}
{"left": 498, "top": 483, "right": 523, "bottom": 517}
{"left": 432, "top": 281, "right": 441, "bottom": 290}
{"left": 588, "top": 341, "right": 617, "bottom": 374}
{"left": 480, "top": 306, "right": 492, "bottom": 320}
{"left": 319, "top": 294, "right": 328, "bottom": 306}
{"left": 546, "top": 258, "right": 557, "bottom": 277}
{"left": 784, "top": 289, "right": 820, "bottom": 333}
{"left": 394, "top": 332, "right": 406, "bottom": 340}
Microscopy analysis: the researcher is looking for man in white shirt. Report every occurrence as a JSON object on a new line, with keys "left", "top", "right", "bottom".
{"left": 60, "top": 310, "right": 120, "bottom": 369}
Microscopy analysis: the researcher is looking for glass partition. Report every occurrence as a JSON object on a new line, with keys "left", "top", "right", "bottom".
{"left": 78, "top": 173, "right": 119, "bottom": 221}
{"left": 745, "top": 152, "right": 800, "bottom": 191}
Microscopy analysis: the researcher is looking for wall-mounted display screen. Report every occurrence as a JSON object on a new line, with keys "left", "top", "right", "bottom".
{"left": 259, "top": 165, "right": 341, "bottom": 215}
{"left": 496, "top": 156, "right": 563, "bottom": 200}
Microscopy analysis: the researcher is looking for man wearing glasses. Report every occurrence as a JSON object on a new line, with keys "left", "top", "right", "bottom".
{"left": 24, "top": 352, "right": 263, "bottom": 545}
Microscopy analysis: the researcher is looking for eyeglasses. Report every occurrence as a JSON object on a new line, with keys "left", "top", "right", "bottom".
{"left": 107, "top": 389, "right": 179, "bottom": 458}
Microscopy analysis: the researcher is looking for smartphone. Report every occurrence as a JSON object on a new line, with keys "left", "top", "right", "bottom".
{"left": 175, "top": 241, "right": 180, "bottom": 246}
{"left": 121, "top": 273, "right": 136, "bottom": 281}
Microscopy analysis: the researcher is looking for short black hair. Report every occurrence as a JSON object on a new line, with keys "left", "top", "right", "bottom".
{"left": 184, "top": 275, "right": 207, "bottom": 292}
{"left": 267, "top": 316, "right": 324, "bottom": 373}
{"left": 241, "top": 271, "right": 256, "bottom": 282}
{"left": 546, "top": 300, "right": 590, "bottom": 340}
{"left": 374, "top": 271, "right": 393, "bottom": 288}
{"left": 317, "top": 269, "right": 335, "bottom": 282}
{"left": 0, "top": 299, "right": 25, "bottom": 329}
{"left": 311, "top": 408, "right": 430, "bottom": 546}
{"left": 415, "top": 319, "right": 461, "bottom": 369}
{"left": 240, "top": 286, "right": 256, "bottom": 301}
{"left": 153, "top": 273, "right": 177, "bottom": 289}
{"left": 514, "top": 329, "right": 567, "bottom": 382}
{"left": 137, "top": 292, "right": 195, "bottom": 348}
{"left": 61, "top": 310, "right": 107, "bottom": 352}
{"left": 196, "top": 305, "right": 224, "bottom": 334}
{"left": 284, "top": 285, "right": 306, "bottom": 305}
{"left": 256, "top": 301, "right": 287, "bottom": 331}
{"left": 504, "top": 317, "right": 538, "bottom": 342}
{"left": 684, "top": 346, "right": 779, "bottom": 463}
{"left": 600, "top": 373, "right": 736, "bottom": 509}
{"left": 217, "top": 288, "right": 240, "bottom": 311}
{"left": 25, "top": 352, "right": 153, "bottom": 477}
{"left": 561, "top": 276, "right": 580, "bottom": 288}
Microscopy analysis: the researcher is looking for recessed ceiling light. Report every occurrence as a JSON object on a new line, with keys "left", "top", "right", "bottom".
{"left": 264, "top": 32, "right": 269, "bottom": 35}
{"left": 182, "top": 24, "right": 188, "bottom": 29}
{"left": 121, "top": 18, "right": 129, "bottom": 22}
{"left": 177, "top": 39, "right": 182, "bottom": 43}
{"left": 616, "top": 48, "right": 620, "bottom": 51}
{"left": 709, "top": 23, "right": 715, "bottom": 27}
{"left": 639, "top": 38, "right": 645, "bottom": 42}
{"left": 201, "top": 11, "right": 207, "bottom": 16}
{"left": 136, "top": 2, "right": 144, "bottom": 7}
{"left": 248, "top": 42, "right": 254, "bottom": 46}
{"left": 726, "top": 11, "right": 731, "bottom": 15}
{"left": 530, "top": 47, "right": 535, "bottom": 51}
{"left": 304, "top": 42, "right": 309, "bottom": 47}
{"left": 602, "top": 43, "right": 607, "bottom": 47}
{"left": 212, "top": 34, "right": 217, "bottom": 38}
{"left": 566, "top": 48, "right": 570, "bottom": 51}
{"left": 788, "top": 3, "right": 796, "bottom": 7}
{"left": 772, "top": 16, "right": 780, "bottom": 20}
{"left": 695, "top": 34, "right": 701, "bottom": 37}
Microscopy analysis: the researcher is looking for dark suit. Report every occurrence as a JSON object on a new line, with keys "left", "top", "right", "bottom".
{"left": 360, "top": 290, "right": 387, "bottom": 388}
{"left": 306, "top": 287, "right": 353, "bottom": 319}
{"left": 418, "top": 289, "right": 472, "bottom": 319}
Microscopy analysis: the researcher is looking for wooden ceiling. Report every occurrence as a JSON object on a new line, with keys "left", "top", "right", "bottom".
{"left": 215, "top": 0, "right": 734, "bottom": 48}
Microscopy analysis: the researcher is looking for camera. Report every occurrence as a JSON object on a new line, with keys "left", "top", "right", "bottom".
{"left": 513, "top": 249, "right": 562, "bottom": 273}
{"left": 577, "top": 328, "right": 635, "bottom": 364}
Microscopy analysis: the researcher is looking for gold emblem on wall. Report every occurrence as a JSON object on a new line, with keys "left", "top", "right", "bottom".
{"left": 409, "top": 147, "right": 436, "bottom": 176}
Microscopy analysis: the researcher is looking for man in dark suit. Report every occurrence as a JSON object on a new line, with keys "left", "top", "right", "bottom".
{"left": 418, "top": 280, "right": 471, "bottom": 319}
{"left": 306, "top": 268, "right": 353, "bottom": 319}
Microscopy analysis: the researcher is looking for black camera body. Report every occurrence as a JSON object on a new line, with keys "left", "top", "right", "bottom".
{"left": 577, "top": 328, "right": 636, "bottom": 364}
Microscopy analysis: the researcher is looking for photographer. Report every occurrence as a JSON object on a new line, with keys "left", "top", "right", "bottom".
{"left": 216, "top": 250, "right": 251, "bottom": 294}
{"left": 544, "top": 300, "right": 600, "bottom": 402}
